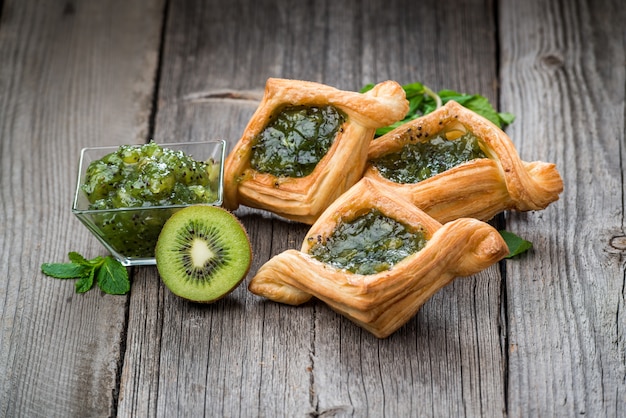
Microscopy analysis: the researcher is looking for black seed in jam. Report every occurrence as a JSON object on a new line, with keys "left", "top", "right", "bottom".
{"left": 308, "top": 209, "right": 428, "bottom": 275}
{"left": 249, "top": 105, "right": 346, "bottom": 178}
{"left": 370, "top": 131, "right": 487, "bottom": 184}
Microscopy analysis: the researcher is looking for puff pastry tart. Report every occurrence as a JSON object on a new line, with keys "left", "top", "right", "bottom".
{"left": 223, "top": 78, "right": 409, "bottom": 224}
{"left": 364, "top": 100, "right": 563, "bottom": 223}
{"left": 248, "top": 178, "right": 509, "bottom": 338}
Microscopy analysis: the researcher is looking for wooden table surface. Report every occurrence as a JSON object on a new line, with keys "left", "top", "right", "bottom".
{"left": 1, "top": 0, "right": 624, "bottom": 416}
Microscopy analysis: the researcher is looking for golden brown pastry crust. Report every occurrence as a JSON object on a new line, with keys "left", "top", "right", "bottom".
{"left": 223, "top": 78, "right": 409, "bottom": 224}
{"left": 248, "top": 178, "right": 509, "bottom": 338}
{"left": 364, "top": 100, "right": 563, "bottom": 223}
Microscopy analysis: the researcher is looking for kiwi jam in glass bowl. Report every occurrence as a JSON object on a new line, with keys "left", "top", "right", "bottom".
{"left": 72, "top": 140, "right": 226, "bottom": 266}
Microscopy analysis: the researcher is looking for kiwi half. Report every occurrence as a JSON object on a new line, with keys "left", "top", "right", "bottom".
{"left": 155, "top": 205, "right": 252, "bottom": 303}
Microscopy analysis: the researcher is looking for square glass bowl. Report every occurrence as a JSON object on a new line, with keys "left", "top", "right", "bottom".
{"left": 72, "top": 140, "right": 226, "bottom": 266}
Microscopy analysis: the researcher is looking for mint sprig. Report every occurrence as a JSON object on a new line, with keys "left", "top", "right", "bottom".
{"left": 361, "top": 81, "right": 515, "bottom": 136}
{"left": 42, "top": 252, "right": 130, "bottom": 295}
{"left": 498, "top": 230, "right": 533, "bottom": 258}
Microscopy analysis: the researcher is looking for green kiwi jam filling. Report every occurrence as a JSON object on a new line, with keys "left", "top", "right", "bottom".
{"left": 250, "top": 105, "right": 346, "bottom": 178}
{"left": 81, "top": 142, "right": 221, "bottom": 258}
{"left": 307, "top": 209, "right": 428, "bottom": 275}
{"left": 371, "top": 131, "right": 487, "bottom": 184}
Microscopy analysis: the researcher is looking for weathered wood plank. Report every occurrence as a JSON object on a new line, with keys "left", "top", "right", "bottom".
{"left": 7, "top": 0, "right": 622, "bottom": 416}
{"left": 0, "top": 0, "right": 163, "bottom": 416}
{"left": 499, "top": 0, "right": 626, "bottom": 416}
{"left": 116, "top": 0, "right": 506, "bottom": 416}
{"left": 310, "top": 1, "right": 506, "bottom": 415}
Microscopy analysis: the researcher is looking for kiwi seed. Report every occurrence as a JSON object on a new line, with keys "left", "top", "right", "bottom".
{"left": 155, "top": 205, "right": 252, "bottom": 303}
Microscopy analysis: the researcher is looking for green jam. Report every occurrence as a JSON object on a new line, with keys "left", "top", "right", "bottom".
{"left": 250, "top": 105, "right": 346, "bottom": 178}
{"left": 308, "top": 209, "right": 428, "bottom": 275}
{"left": 81, "top": 142, "right": 221, "bottom": 258}
{"left": 371, "top": 132, "right": 487, "bottom": 184}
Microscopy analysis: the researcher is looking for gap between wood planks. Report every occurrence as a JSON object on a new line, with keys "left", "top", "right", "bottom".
{"left": 491, "top": 0, "right": 511, "bottom": 413}
{"left": 182, "top": 90, "right": 264, "bottom": 103}
{"left": 146, "top": 0, "right": 170, "bottom": 146}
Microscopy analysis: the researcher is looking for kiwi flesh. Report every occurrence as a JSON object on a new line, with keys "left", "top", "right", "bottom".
{"left": 155, "top": 205, "right": 252, "bottom": 303}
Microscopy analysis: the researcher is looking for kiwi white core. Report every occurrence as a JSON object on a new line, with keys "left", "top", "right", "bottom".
{"left": 190, "top": 238, "right": 215, "bottom": 268}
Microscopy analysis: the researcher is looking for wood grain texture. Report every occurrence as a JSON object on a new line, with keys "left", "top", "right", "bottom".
{"left": 499, "top": 0, "right": 626, "bottom": 416}
{"left": 0, "top": 0, "right": 163, "bottom": 416}
{"left": 2, "top": 0, "right": 624, "bottom": 416}
{"left": 115, "top": 0, "right": 506, "bottom": 416}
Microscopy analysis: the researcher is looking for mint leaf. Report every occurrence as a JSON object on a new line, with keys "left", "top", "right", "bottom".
{"left": 360, "top": 83, "right": 375, "bottom": 93}
{"left": 402, "top": 81, "right": 425, "bottom": 94}
{"left": 499, "top": 112, "right": 516, "bottom": 126}
{"left": 363, "top": 81, "right": 515, "bottom": 136}
{"left": 68, "top": 251, "right": 90, "bottom": 265}
{"left": 374, "top": 121, "right": 406, "bottom": 136}
{"left": 42, "top": 252, "right": 130, "bottom": 295}
{"left": 439, "top": 91, "right": 502, "bottom": 127}
{"left": 75, "top": 268, "right": 96, "bottom": 293}
{"left": 96, "top": 256, "right": 130, "bottom": 295}
{"left": 41, "top": 262, "right": 92, "bottom": 279}
{"left": 499, "top": 230, "right": 533, "bottom": 258}
{"left": 68, "top": 251, "right": 104, "bottom": 267}
{"left": 437, "top": 90, "right": 515, "bottom": 129}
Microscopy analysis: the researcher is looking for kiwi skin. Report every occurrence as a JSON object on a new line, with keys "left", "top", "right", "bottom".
{"left": 155, "top": 205, "right": 252, "bottom": 303}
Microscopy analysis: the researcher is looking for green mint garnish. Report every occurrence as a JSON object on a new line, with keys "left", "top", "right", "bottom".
{"left": 498, "top": 230, "right": 533, "bottom": 258}
{"left": 42, "top": 252, "right": 130, "bottom": 295}
{"left": 360, "top": 81, "right": 515, "bottom": 136}
{"left": 75, "top": 268, "right": 96, "bottom": 293}
{"left": 96, "top": 256, "right": 131, "bottom": 295}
